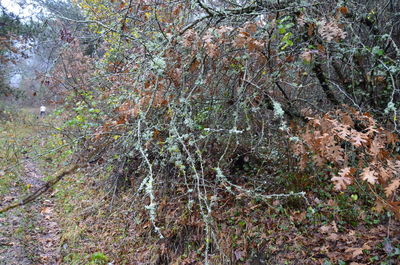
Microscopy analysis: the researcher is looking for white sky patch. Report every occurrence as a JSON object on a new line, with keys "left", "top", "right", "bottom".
{"left": 1, "top": 0, "right": 43, "bottom": 20}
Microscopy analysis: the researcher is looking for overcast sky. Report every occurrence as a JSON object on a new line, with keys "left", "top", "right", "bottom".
{"left": 1, "top": 0, "right": 42, "bottom": 20}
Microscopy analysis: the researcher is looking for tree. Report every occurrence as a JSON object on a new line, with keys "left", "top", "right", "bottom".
{"left": 0, "top": 6, "right": 37, "bottom": 98}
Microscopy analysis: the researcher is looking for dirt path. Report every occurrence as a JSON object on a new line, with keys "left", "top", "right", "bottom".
{"left": 0, "top": 157, "right": 61, "bottom": 264}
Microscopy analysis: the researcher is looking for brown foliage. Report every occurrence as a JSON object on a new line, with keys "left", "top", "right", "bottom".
{"left": 293, "top": 107, "right": 400, "bottom": 217}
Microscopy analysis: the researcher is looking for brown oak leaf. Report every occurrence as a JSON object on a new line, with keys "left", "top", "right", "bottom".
{"left": 331, "top": 167, "right": 353, "bottom": 190}
{"left": 350, "top": 131, "right": 368, "bottom": 147}
{"left": 361, "top": 167, "right": 377, "bottom": 184}
{"left": 385, "top": 179, "right": 400, "bottom": 197}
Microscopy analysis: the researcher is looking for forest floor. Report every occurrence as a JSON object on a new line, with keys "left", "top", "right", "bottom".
{"left": 0, "top": 111, "right": 61, "bottom": 264}
{"left": 0, "top": 109, "right": 400, "bottom": 265}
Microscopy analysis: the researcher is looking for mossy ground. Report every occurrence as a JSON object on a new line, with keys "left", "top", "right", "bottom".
{"left": 0, "top": 107, "right": 64, "bottom": 264}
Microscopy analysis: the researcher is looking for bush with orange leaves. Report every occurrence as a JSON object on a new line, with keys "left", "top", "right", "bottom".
{"left": 293, "top": 107, "right": 400, "bottom": 218}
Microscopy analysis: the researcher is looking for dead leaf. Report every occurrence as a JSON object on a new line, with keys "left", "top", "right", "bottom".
{"left": 319, "top": 225, "right": 331, "bottom": 234}
{"left": 234, "top": 249, "right": 245, "bottom": 261}
{"left": 327, "top": 233, "right": 339, "bottom": 241}
{"left": 41, "top": 207, "right": 52, "bottom": 214}
{"left": 350, "top": 131, "right": 368, "bottom": 147}
{"left": 338, "top": 6, "right": 349, "bottom": 15}
{"left": 385, "top": 179, "right": 400, "bottom": 197}
{"left": 331, "top": 167, "right": 353, "bottom": 190}
{"left": 345, "top": 243, "right": 371, "bottom": 258}
{"left": 361, "top": 167, "right": 378, "bottom": 184}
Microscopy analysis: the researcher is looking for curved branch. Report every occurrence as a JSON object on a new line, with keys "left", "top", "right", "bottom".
{"left": 0, "top": 142, "right": 109, "bottom": 214}
{"left": 0, "top": 164, "right": 80, "bottom": 214}
{"left": 179, "top": 15, "right": 211, "bottom": 36}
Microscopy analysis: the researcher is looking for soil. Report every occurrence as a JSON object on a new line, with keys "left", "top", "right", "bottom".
{"left": 0, "top": 158, "right": 61, "bottom": 265}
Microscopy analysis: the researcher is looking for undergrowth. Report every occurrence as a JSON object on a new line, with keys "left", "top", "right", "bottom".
{"left": 2, "top": 0, "right": 400, "bottom": 263}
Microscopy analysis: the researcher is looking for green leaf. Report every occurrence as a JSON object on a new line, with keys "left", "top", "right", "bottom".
{"left": 372, "top": 46, "right": 384, "bottom": 56}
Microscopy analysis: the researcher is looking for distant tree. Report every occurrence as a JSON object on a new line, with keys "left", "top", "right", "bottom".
{"left": 0, "top": 0, "right": 85, "bottom": 103}
{"left": 0, "top": 6, "right": 36, "bottom": 98}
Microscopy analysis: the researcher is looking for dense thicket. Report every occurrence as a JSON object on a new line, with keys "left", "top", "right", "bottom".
{"left": 32, "top": 0, "right": 400, "bottom": 263}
